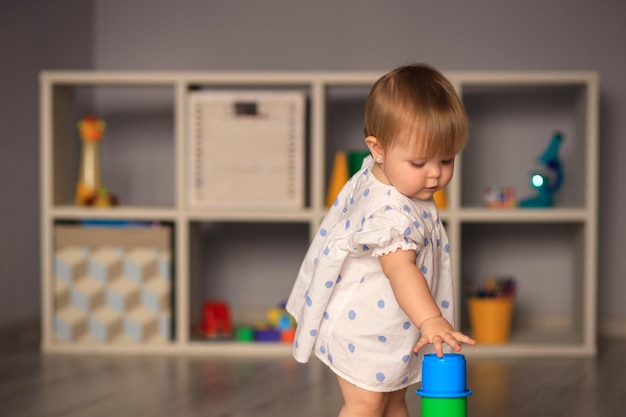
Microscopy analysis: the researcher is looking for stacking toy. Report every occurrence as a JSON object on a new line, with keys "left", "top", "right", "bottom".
{"left": 416, "top": 353, "right": 472, "bottom": 417}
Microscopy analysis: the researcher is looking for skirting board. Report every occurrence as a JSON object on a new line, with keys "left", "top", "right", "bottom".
{"left": 0, "top": 318, "right": 39, "bottom": 352}
{"left": 599, "top": 317, "right": 626, "bottom": 338}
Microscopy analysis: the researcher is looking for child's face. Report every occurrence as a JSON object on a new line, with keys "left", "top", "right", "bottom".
{"left": 374, "top": 137, "right": 456, "bottom": 201}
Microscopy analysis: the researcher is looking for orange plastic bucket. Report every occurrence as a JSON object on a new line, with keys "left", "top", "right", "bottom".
{"left": 468, "top": 297, "right": 514, "bottom": 344}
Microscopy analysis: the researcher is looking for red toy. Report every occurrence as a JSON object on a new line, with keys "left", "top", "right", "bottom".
{"left": 198, "top": 301, "right": 232, "bottom": 338}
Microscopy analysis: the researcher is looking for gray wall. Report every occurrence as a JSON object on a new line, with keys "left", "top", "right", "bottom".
{"left": 2, "top": 0, "right": 625, "bottom": 328}
{"left": 0, "top": 1, "right": 93, "bottom": 326}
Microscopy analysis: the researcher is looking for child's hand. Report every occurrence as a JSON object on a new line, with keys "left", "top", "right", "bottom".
{"left": 414, "top": 316, "right": 476, "bottom": 358}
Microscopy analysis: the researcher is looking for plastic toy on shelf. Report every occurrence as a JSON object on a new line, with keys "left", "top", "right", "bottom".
{"left": 248, "top": 304, "right": 295, "bottom": 343}
{"left": 266, "top": 305, "right": 295, "bottom": 343}
{"left": 483, "top": 186, "right": 516, "bottom": 208}
{"left": 198, "top": 301, "right": 296, "bottom": 343}
{"left": 75, "top": 115, "right": 118, "bottom": 207}
{"left": 326, "top": 150, "right": 350, "bottom": 207}
{"left": 466, "top": 276, "right": 517, "bottom": 344}
{"left": 518, "top": 131, "right": 564, "bottom": 208}
{"left": 433, "top": 188, "right": 448, "bottom": 209}
{"left": 197, "top": 300, "right": 232, "bottom": 339}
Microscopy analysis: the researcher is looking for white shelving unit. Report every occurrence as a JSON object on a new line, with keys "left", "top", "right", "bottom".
{"left": 40, "top": 70, "right": 599, "bottom": 357}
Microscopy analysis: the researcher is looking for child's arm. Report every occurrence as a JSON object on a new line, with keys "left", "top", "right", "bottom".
{"left": 379, "top": 249, "right": 475, "bottom": 357}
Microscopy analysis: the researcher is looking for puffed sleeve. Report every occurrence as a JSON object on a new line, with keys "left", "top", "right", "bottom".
{"left": 348, "top": 204, "right": 425, "bottom": 257}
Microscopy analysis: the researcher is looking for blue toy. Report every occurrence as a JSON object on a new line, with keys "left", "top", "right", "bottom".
{"left": 416, "top": 354, "right": 472, "bottom": 417}
{"left": 518, "top": 131, "right": 564, "bottom": 208}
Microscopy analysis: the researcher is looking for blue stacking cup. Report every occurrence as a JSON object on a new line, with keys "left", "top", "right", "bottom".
{"left": 416, "top": 353, "right": 472, "bottom": 398}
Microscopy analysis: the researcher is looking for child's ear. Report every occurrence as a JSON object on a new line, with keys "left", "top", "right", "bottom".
{"left": 365, "top": 136, "right": 384, "bottom": 161}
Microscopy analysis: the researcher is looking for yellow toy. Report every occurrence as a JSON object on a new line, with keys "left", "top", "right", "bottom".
{"left": 75, "top": 115, "right": 117, "bottom": 207}
{"left": 433, "top": 188, "right": 448, "bottom": 209}
{"left": 326, "top": 150, "right": 349, "bottom": 207}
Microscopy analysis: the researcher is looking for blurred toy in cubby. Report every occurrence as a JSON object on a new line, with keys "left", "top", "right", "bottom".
{"left": 518, "top": 131, "right": 564, "bottom": 208}
{"left": 483, "top": 186, "right": 516, "bottom": 209}
{"left": 466, "top": 276, "right": 517, "bottom": 344}
{"left": 326, "top": 150, "right": 371, "bottom": 207}
{"left": 197, "top": 300, "right": 295, "bottom": 343}
{"left": 75, "top": 115, "right": 118, "bottom": 207}
{"left": 469, "top": 275, "right": 517, "bottom": 299}
{"left": 235, "top": 302, "right": 296, "bottom": 343}
{"left": 197, "top": 300, "right": 233, "bottom": 339}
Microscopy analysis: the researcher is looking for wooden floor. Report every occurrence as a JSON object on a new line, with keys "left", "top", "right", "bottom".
{"left": 1, "top": 334, "right": 625, "bottom": 416}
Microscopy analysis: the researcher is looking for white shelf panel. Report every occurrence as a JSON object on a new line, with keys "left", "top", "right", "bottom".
{"left": 42, "top": 340, "right": 292, "bottom": 357}
{"left": 465, "top": 343, "right": 595, "bottom": 358}
{"left": 186, "top": 208, "right": 318, "bottom": 223}
{"left": 49, "top": 206, "right": 178, "bottom": 221}
{"left": 456, "top": 208, "right": 589, "bottom": 223}
{"left": 41, "top": 71, "right": 180, "bottom": 86}
{"left": 464, "top": 321, "right": 594, "bottom": 357}
{"left": 186, "top": 341, "right": 292, "bottom": 356}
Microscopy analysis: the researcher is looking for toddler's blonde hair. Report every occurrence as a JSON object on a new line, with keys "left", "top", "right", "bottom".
{"left": 364, "top": 64, "right": 469, "bottom": 158}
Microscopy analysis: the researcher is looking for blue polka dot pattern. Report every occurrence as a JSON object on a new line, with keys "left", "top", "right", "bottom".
{"left": 285, "top": 162, "right": 455, "bottom": 391}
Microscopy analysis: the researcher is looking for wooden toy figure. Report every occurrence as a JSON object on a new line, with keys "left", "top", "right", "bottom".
{"left": 75, "top": 115, "right": 117, "bottom": 207}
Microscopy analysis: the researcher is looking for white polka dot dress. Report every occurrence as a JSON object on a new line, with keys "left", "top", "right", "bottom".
{"left": 286, "top": 156, "right": 456, "bottom": 392}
